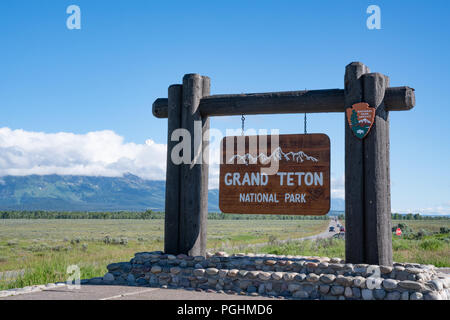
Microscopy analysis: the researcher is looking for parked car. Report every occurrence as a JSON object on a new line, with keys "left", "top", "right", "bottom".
{"left": 333, "top": 232, "right": 345, "bottom": 239}
{"left": 329, "top": 226, "right": 335, "bottom": 232}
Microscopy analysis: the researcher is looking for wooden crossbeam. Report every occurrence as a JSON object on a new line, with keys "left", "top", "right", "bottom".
{"left": 153, "top": 86, "right": 415, "bottom": 118}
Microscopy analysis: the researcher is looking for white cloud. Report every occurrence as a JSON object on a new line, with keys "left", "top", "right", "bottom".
{"left": 331, "top": 174, "right": 345, "bottom": 200}
{"left": 394, "top": 203, "right": 450, "bottom": 216}
{"left": 0, "top": 127, "right": 167, "bottom": 180}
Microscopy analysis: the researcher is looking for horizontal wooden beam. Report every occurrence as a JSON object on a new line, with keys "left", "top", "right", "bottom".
{"left": 152, "top": 86, "right": 415, "bottom": 119}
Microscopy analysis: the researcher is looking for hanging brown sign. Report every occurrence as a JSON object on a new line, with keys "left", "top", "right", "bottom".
{"left": 219, "top": 134, "right": 330, "bottom": 215}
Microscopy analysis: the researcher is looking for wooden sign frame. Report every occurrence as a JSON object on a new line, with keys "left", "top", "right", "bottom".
{"left": 152, "top": 62, "right": 416, "bottom": 266}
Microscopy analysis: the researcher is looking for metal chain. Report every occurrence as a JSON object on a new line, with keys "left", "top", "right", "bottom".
{"left": 304, "top": 88, "right": 307, "bottom": 134}
{"left": 241, "top": 114, "right": 245, "bottom": 136}
{"left": 304, "top": 113, "right": 307, "bottom": 134}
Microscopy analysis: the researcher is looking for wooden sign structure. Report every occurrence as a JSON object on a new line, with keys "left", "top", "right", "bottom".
{"left": 219, "top": 134, "right": 330, "bottom": 215}
{"left": 152, "top": 62, "right": 416, "bottom": 266}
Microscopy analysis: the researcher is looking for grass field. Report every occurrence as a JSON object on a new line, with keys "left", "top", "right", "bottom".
{"left": 0, "top": 219, "right": 329, "bottom": 290}
{"left": 256, "top": 219, "right": 450, "bottom": 268}
{"left": 0, "top": 218, "right": 448, "bottom": 290}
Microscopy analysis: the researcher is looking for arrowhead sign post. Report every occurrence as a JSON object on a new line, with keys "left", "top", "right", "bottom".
{"left": 219, "top": 134, "right": 330, "bottom": 215}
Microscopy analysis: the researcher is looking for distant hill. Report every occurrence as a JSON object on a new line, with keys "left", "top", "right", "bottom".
{"left": 0, "top": 174, "right": 344, "bottom": 212}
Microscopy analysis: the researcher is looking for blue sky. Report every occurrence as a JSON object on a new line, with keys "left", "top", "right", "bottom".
{"left": 0, "top": 0, "right": 449, "bottom": 214}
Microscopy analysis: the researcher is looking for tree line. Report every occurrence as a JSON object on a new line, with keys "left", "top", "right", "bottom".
{"left": 0, "top": 210, "right": 330, "bottom": 220}
{"left": 0, "top": 210, "right": 447, "bottom": 220}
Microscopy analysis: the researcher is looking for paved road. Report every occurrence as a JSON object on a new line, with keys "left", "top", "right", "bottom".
{"left": 0, "top": 285, "right": 277, "bottom": 300}
{"left": 237, "top": 218, "right": 342, "bottom": 250}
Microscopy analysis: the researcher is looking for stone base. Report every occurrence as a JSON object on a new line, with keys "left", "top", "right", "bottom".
{"left": 99, "top": 251, "right": 450, "bottom": 300}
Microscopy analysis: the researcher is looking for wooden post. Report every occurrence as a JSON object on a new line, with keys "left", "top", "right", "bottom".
{"left": 200, "top": 76, "right": 210, "bottom": 254}
{"left": 164, "top": 84, "right": 182, "bottom": 254}
{"left": 179, "top": 74, "right": 210, "bottom": 256}
{"left": 344, "top": 62, "right": 370, "bottom": 264}
{"left": 362, "top": 73, "right": 393, "bottom": 266}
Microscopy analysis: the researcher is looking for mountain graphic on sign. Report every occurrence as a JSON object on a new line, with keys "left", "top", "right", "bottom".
{"left": 228, "top": 147, "right": 318, "bottom": 165}
{"left": 358, "top": 118, "right": 371, "bottom": 124}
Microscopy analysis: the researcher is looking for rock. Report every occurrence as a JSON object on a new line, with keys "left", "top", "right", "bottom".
{"left": 206, "top": 268, "right": 219, "bottom": 276}
{"left": 330, "top": 257, "right": 342, "bottom": 263}
{"left": 424, "top": 292, "right": 442, "bottom": 300}
{"left": 218, "top": 269, "right": 228, "bottom": 278}
{"left": 136, "top": 278, "right": 148, "bottom": 286}
{"left": 247, "top": 286, "right": 257, "bottom": 293}
{"left": 335, "top": 275, "right": 353, "bottom": 286}
{"left": 306, "top": 273, "right": 320, "bottom": 282}
{"left": 107, "top": 262, "right": 131, "bottom": 273}
{"left": 283, "top": 273, "right": 297, "bottom": 281}
{"left": 320, "top": 274, "right": 336, "bottom": 284}
{"left": 151, "top": 265, "right": 162, "bottom": 274}
{"left": 354, "top": 265, "right": 368, "bottom": 274}
{"left": 246, "top": 271, "right": 259, "bottom": 279}
{"left": 385, "top": 291, "right": 401, "bottom": 300}
{"left": 272, "top": 272, "right": 283, "bottom": 281}
{"left": 228, "top": 269, "right": 239, "bottom": 277}
{"left": 344, "top": 287, "right": 353, "bottom": 298}
{"left": 306, "top": 262, "right": 318, "bottom": 269}
{"left": 194, "top": 263, "right": 203, "bottom": 269}
{"left": 255, "top": 259, "right": 264, "bottom": 265}
{"left": 292, "top": 290, "right": 309, "bottom": 299}
{"left": 428, "top": 279, "right": 443, "bottom": 291}
{"left": 401, "top": 291, "right": 409, "bottom": 300}
{"left": 319, "top": 285, "right": 330, "bottom": 294}
{"left": 127, "top": 274, "right": 135, "bottom": 284}
{"left": 379, "top": 265, "right": 393, "bottom": 274}
{"left": 396, "top": 271, "right": 409, "bottom": 281}
{"left": 352, "top": 287, "right": 361, "bottom": 299}
{"left": 361, "top": 289, "right": 373, "bottom": 300}
{"left": 410, "top": 292, "right": 423, "bottom": 300}
{"left": 277, "top": 260, "right": 287, "bottom": 267}
{"left": 294, "top": 273, "right": 307, "bottom": 282}
{"left": 194, "top": 256, "right": 205, "bottom": 262}
{"left": 329, "top": 263, "right": 345, "bottom": 271}
{"left": 264, "top": 260, "right": 277, "bottom": 266}
{"left": 398, "top": 280, "right": 425, "bottom": 291}
{"left": 394, "top": 266, "right": 405, "bottom": 272}
{"left": 215, "top": 251, "right": 228, "bottom": 257}
{"left": 238, "top": 270, "right": 248, "bottom": 278}
{"left": 258, "top": 284, "right": 265, "bottom": 294}
{"left": 330, "top": 286, "right": 345, "bottom": 296}
{"left": 353, "top": 276, "right": 366, "bottom": 288}
{"left": 167, "top": 255, "right": 177, "bottom": 261}
{"left": 382, "top": 279, "right": 398, "bottom": 290}
{"left": 193, "top": 269, "right": 205, "bottom": 277}
{"left": 103, "top": 273, "right": 115, "bottom": 282}
{"left": 258, "top": 272, "right": 271, "bottom": 281}
{"left": 405, "top": 267, "right": 422, "bottom": 274}
{"left": 288, "top": 284, "right": 301, "bottom": 292}
{"left": 373, "top": 289, "right": 386, "bottom": 300}
{"left": 170, "top": 267, "right": 181, "bottom": 275}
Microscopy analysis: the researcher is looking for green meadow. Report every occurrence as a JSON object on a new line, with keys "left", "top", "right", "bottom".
{"left": 0, "top": 218, "right": 448, "bottom": 290}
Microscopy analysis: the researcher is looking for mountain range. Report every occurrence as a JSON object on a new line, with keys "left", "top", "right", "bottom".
{"left": 0, "top": 174, "right": 344, "bottom": 212}
{"left": 228, "top": 147, "right": 319, "bottom": 165}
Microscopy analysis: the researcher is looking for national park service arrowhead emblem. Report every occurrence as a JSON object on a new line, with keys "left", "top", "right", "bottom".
{"left": 346, "top": 102, "right": 375, "bottom": 139}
